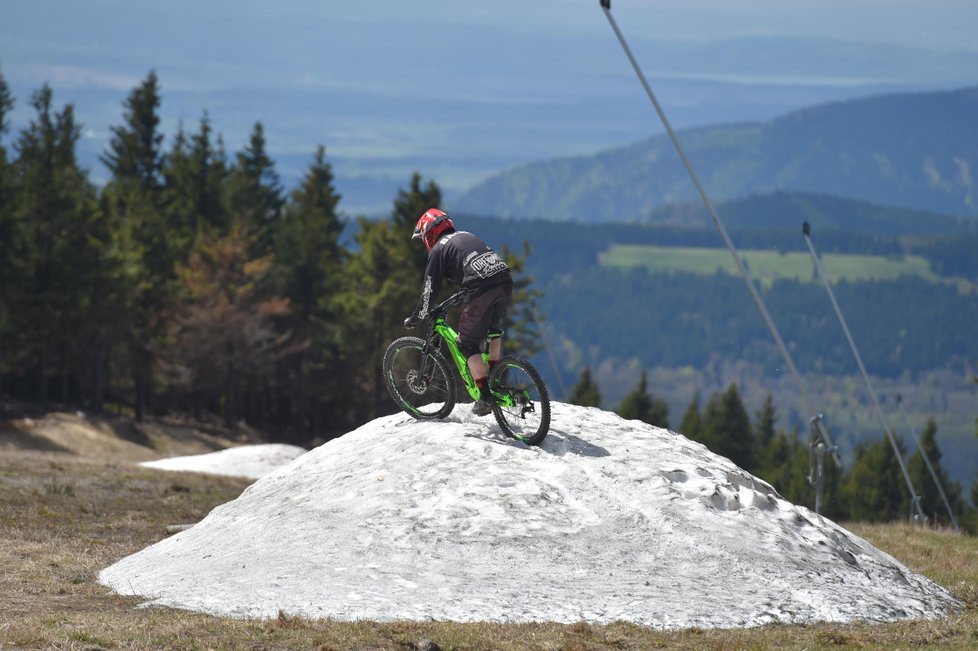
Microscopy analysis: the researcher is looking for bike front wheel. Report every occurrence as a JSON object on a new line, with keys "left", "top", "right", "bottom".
{"left": 383, "top": 337, "right": 457, "bottom": 420}
{"left": 488, "top": 355, "right": 551, "bottom": 446}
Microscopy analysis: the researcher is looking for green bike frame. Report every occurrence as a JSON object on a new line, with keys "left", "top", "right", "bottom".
{"left": 431, "top": 314, "right": 514, "bottom": 407}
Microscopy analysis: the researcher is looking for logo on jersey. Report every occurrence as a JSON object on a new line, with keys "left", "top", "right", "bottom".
{"left": 419, "top": 275, "right": 433, "bottom": 318}
{"left": 469, "top": 251, "right": 509, "bottom": 279}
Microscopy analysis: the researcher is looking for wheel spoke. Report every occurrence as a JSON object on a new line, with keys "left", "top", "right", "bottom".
{"left": 383, "top": 338, "right": 456, "bottom": 420}
{"left": 489, "top": 357, "right": 550, "bottom": 445}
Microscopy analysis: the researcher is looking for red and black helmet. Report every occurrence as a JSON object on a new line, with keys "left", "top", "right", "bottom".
{"left": 412, "top": 208, "right": 455, "bottom": 252}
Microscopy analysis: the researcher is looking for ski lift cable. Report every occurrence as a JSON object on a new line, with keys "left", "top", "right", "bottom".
{"left": 802, "top": 223, "right": 925, "bottom": 521}
{"left": 896, "top": 394, "right": 959, "bottom": 530}
{"left": 598, "top": 1, "right": 839, "bottom": 465}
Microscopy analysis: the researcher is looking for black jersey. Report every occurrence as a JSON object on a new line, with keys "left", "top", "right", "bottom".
{"left": 414, "top": 231, "right": 512, "bottom": 319}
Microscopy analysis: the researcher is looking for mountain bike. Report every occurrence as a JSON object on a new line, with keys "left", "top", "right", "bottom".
{"left": 382, "top": 290, "right": 551, "bottom": 446}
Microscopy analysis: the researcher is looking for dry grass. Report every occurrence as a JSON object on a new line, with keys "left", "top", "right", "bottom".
{"left": 846, "top": 522, "right": 978, "bottom": 613}
{"left": 1, "top": 448, "right": 978, "bottom": 650}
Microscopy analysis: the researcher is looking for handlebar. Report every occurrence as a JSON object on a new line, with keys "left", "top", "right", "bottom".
{"left": 404, "top": 289, "right": 472, "bottom": 330}
{"left": 431, "top": 289, "right": 470, "bottom": 315}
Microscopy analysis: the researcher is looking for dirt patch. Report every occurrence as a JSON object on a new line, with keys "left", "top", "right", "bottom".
{"left": 0, "top": 410, "right": 240, "bottom": 463}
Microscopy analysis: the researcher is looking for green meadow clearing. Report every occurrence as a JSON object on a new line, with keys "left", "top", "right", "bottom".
{"left": 599, "top": 244, "right": 946, "bottom": 287}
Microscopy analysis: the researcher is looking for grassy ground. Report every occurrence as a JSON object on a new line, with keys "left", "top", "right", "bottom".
{"left": 598, "top": 244, "right": 946, "bottom": 288}
{"left": 1, "top": 449, "right": 977, "bottom": 650}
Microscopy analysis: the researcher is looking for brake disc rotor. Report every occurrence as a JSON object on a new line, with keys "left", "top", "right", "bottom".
{"left": 405, "top": 369, "right": 428, "bottom": 395}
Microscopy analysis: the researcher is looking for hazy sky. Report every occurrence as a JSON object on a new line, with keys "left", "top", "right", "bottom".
{"left": 4, "top": 0, "right": 976, "bottom": 93}
{"left": 3, "top": 0, "right": 976, "bottom": 210}
{"left": 329, "top": 0, "right": 978, "bottom": 49}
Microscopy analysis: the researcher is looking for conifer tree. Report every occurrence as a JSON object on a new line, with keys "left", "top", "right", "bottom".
{"left": 102, "top": 71, "right": 164, "bottom": 192}
{"left": 754, "top": 394, "right": 777, "bottom": 457}
{"left": 679, "top": 390, "right": 701, "bottom": 439}
{"left": 906, "top": 419, "right": 962, "bottom": 527}
{"left": 14, "top": 86, "right": 101, "bottom": 404}
{"left": 617, "top": 369, "right": 669, "bottom": 428}
{"left": 698, "top": 384, "right": 756, "bottom": 472}
{"left": 760, "top": 429, "right": 796, "bottom": 492}
{"left": 192, "top": 114, "right": 229, "bottom": 232}
{"left": 56, "top": 106, "right": 114, "bottom": 409}
{"left": 162, "top": 114, "right": 229, "bottom": 258}
{"left": 85, "top": 191, "right": 119, "bottom": 412}
{"left": 0, "top": 66, "right": 11, "bottom": 145}
{"left": 338, "top": 174, "right": 443, "bottom": 418}
{"left": 568, "top": 367, "right": 601, "bottom": 408}
{"left": 227, "top": 121, "right": 283, "bottom": 255}
{"left": 393, "top": 172, "right": 442, "bottom": 269}
{"left": 966, "top": 474, "right": 978, "bottom": 535}
{"left": 160, "top": 123, "right": 197, "bottom": 257}
{"left": 498, "top": 242, "right": 542, "bottom": 358}
{"left": 842, "top": 436, "right": 910, "bottom": 522}
{"left": 275, "top": 145, "right": 345, "bottom": 435}
{"left": 753, "top": 393, "right": 795, "bottom": 485}
{"left": 338, "top": 217, "right": 405, "bottom": 418}
{"left": 102, "top": 71, "right": 171, "bottom": 420}
{"left": 0, "top": 66, "right": 15, "bottom": 385}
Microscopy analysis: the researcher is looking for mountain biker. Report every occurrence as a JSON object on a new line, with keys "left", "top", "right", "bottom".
{"left": 404, "top": 208, "right": 513, "bottom": 417}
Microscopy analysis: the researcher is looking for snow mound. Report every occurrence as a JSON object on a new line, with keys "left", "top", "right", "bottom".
{"left": 101, "top": 403, "right": 960, "bottom": 628}
{"left": 139, "top": 444, "right": 307, "bottom": 480}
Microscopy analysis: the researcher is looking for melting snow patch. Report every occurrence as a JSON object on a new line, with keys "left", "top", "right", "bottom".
{"left": 139, "top": 444, "right": 307, "bottom": 480}
{"left": 103, "top": 403, "right": 960, "bottom": 629}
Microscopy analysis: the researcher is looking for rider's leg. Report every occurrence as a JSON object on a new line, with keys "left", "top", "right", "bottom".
{"left": 459, "top": 291, "right": 495, "bottom": 397}
{"left": 459, "top": 344, "right": 490, "bottom": 405}
{"left": 459, "top": 285, "right": 512, "bottom": 415}
{"left": 485, "top": 330, "right": 503, "bottom": 379}
{"left": 466, "top": 353, "right": 493, "bottom": 416}
{"left": 474, "top": 327, "right": 505, "bottom": 380}
{"left": 488, "top": 334, "right": 502, "bottom": 363}
{"left": 467, "top": 354, "right": 488, "bottom": 384}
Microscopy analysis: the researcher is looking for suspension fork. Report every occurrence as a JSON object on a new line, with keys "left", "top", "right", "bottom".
{"left": 422, "top": 333, "right": 442, "bottom": 376}
{"left": 420, "top": 322, "right": 439, "bottom": 356}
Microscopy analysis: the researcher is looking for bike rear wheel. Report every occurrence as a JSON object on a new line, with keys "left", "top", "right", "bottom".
{"left": 383, "top": 337, "right": 456, "bottom": 420}
{"left": 488, "top": 355, "right": 551, "bottom": 446}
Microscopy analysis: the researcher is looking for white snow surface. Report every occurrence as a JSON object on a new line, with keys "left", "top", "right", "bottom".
{"left": 101, "top": 403, "right": 960, "bottom": 629}
{"left": 139, "top": 444, "right": 307, "bottom": 480}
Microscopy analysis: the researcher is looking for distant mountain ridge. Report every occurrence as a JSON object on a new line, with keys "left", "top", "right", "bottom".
{"left": 453, "top": 87, "right": 978, "bottom": 221}
{"left": 645, "top": 191, "right": 978, "bottom": 236}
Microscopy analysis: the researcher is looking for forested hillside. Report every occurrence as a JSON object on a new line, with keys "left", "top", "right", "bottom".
{"left": 462, "top": 214, "right": 978, "bottom": 376}
{"left": 453, "top": 87, "right": 978, "bottom": 220}
{"left": 0, "top": 70, "right": 547, "bottom": 440}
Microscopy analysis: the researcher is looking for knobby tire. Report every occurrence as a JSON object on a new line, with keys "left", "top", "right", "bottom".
{"left": 383, "top": 336, "right": 456, "bottom": 420}
{"left": 489, "top": 355, "right": 551, "bottom": 446}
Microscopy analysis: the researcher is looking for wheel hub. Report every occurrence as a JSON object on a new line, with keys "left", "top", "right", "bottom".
{"left": 405, "top": 369, "right": 428, "bottom": 395}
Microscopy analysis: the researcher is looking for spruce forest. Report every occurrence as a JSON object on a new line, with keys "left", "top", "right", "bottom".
{"left": 1, "top": 69, "right": 976, "bottom": 530}
{"left": 0, "top": 70, "right": 486, "bottom": 437}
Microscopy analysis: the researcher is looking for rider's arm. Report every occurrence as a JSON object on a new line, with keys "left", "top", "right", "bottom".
{"left": 413, "top": 247, "right": 445, "bottom": 320}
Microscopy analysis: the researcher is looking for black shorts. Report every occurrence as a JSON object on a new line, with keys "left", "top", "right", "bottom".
{"left": 458, "top": 282, "right": 513, "bottom": 356}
